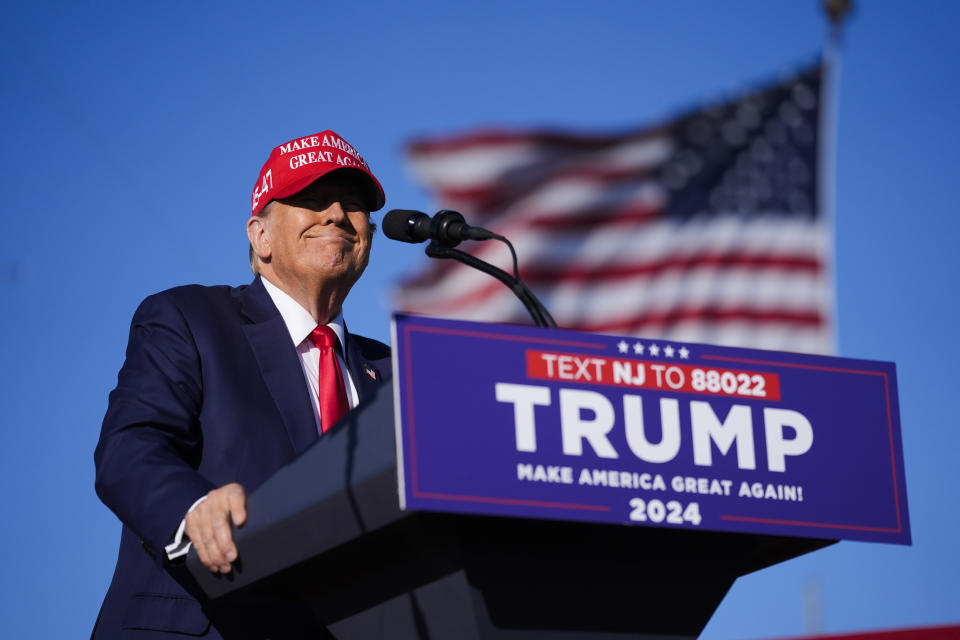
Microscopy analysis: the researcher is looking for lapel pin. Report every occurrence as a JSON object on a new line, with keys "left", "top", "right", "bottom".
{"left": 364, "top": 365, "right": 378, "bottom": 380}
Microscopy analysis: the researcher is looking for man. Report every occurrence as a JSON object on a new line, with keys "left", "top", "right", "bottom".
{"left": 93, "top": 130, "right": 391, "bottom": 638}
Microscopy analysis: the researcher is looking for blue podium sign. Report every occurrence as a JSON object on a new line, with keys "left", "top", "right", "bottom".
{"left": 391, "top": 315, "right": 910, "bottom": 545}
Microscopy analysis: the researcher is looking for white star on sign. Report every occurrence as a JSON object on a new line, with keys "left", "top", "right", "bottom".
{"left": 633, "top": 342, "right": 644, "bottom": 355}
{"left": 679, "top": 347, "right": 690, "bottom": 359}
{"left": 648, "top": 344, "right": 660, "bottom": 357}
{"left": 618, "top": 340, "right": 629, "bottom": 354}
{"left": 664, "top": 345, "right": 675, "bottom": 358}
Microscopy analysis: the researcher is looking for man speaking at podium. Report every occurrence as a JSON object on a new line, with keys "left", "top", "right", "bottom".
{"left": 93, "top": 130, "right": 392, "bottom": 638}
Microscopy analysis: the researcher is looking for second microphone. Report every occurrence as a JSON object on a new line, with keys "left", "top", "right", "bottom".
{"left": 382, "top": 209, "right": 495, "bottom": 247}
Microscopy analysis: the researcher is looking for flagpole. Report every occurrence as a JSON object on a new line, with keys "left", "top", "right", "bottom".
{"left": 820, "top": 0, "right": 853, "bottom": 354}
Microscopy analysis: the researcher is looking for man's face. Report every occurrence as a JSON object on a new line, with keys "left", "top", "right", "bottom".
{"left": 260, "top": 174, "right": 373, "bottom": 292}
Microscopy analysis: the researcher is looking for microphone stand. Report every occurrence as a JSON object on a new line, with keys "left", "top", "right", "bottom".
{"left": 423, "top": 241, "right": 557, "bottom": 329}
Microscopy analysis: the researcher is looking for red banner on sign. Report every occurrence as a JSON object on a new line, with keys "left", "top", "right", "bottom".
{"left": 525, "top": 350, "right": 781, "bottom": 401}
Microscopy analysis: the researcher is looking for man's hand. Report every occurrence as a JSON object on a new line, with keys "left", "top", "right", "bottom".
{"left": 184, "top": 483, "right": 247, "bottom": 573}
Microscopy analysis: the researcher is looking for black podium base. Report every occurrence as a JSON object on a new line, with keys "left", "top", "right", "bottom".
{"left": 236, "top": 512, "right": 831, "bottom": 639}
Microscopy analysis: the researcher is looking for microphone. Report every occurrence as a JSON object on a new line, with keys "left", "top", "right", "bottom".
{"left": 382, "top": 209, "right": 495, "bottom": 246}
{"left": 383, "top": 208, "right": 557, "bottom": 328}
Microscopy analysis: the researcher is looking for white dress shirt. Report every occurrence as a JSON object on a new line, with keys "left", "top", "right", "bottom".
{"left": 260, "top": 276, "right": 361, "bottom": 418}
{"left": 165, "top": 276, "right": 361, "bottom": 560}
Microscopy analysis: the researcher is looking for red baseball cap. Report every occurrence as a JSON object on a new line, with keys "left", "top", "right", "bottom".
{"left": 250, "top": 130, "right": 386, "bottom": 215}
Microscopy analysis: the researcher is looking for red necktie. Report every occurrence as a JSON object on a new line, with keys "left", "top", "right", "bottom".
{"left": 309, "top": 325, "right": 350, "bottom": 433}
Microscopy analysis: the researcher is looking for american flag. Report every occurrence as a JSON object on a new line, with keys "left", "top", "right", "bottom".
{"left": 396, "top": 64, "right": 833, "bottom": 353}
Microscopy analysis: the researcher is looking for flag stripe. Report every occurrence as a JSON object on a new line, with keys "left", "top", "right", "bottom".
{"left": 522, "top": 252, "right": 822, "bottom": 281}
{"left": 407, "top": 128, "right": 668, "bottom": 154}
{"left": 411, "top": 136, "right": 673, "bottom": 197}
{"left": 403, "top": 217, "right": 828, "bottom": 288}
{"left": 401, "top": 265, "right": 828, "bottom": 322}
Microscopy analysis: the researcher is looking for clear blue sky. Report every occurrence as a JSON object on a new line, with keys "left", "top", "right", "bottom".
{"left": 1, "top": 1, "right": 957, "bottom": 637}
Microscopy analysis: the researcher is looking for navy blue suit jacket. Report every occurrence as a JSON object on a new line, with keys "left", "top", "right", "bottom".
{"left": 93, "top": 277, "right": 391, "bottom": 638}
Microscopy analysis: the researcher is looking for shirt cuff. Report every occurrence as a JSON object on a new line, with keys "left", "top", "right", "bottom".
{"left": 164, "top": 495, "right": 207, "bottom": 560}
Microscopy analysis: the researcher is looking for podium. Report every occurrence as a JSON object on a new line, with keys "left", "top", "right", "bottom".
{"left": 187, "top": 381, "right": 832, "bottom": 639}
{"left": 187, "top": 315, "right": 907, "bottom": 638}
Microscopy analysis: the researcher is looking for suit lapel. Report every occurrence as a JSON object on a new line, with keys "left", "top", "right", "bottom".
{"left": 236, "top": 277, "right": 318, "bottom": 455}
{"left": 345, "top": 327, "right": 383, "bottom": 401}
